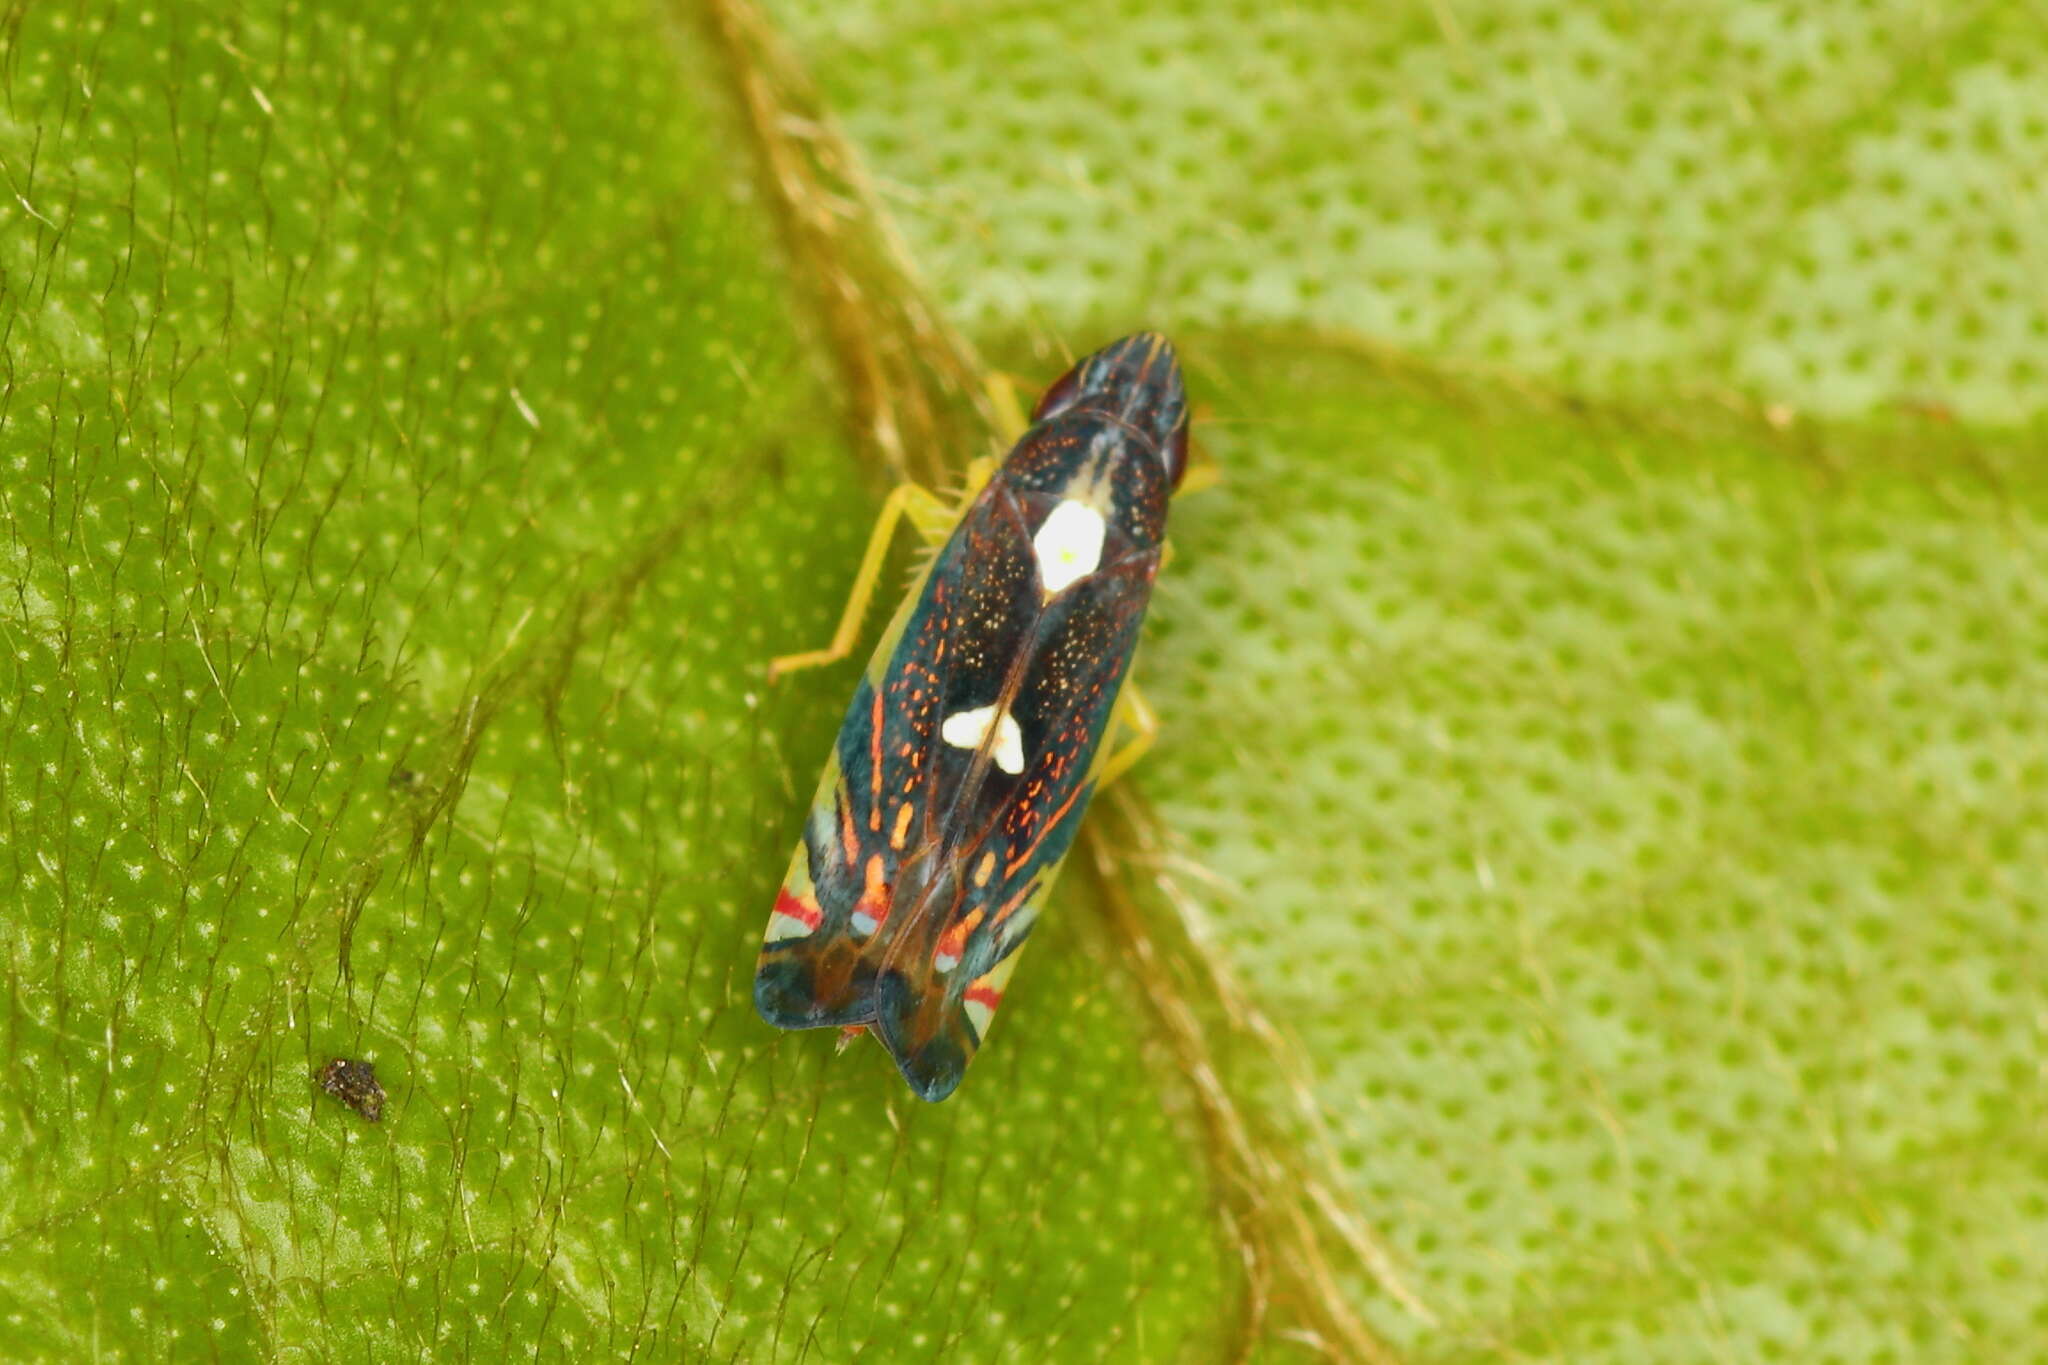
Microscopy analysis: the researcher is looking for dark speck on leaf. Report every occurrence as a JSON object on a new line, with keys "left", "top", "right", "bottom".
{"left": 317, "top": 1057, "right": 386, "bottom": 1122}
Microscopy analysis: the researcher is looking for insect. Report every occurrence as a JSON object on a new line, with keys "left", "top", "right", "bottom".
{"left": 753, "top": 333, "right": 1192, "bottom": 1101}
{"left": 316, "top": 1056, "right": 386, "bottom": 1122}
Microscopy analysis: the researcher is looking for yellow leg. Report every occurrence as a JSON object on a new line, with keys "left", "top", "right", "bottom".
{"left": 1176, "top": 458, "right": 1223, "bottom": 496}
{"left": 983, "top": 370, "right": 1033, "bottom": 445}
{"left": 767, "top": 480, "right": 953, "bottom": 682}
{"left": 1094, "top": 681, "right": 1160, "bottom": 789}
{"left": 954, "top": 454, "right": 1000, "bottom": 504}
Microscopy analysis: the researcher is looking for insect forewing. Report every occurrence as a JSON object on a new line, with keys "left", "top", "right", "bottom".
{"left": 755, "top": 333, "right": 1187, "bottom": 1101}
{"left": 871, "top": 540, "right": 1162, "bottom": 1099}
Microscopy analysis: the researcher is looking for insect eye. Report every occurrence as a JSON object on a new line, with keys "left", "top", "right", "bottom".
{"left": 1163, "top": 417, "right": 1190, "bottom": 490}
{"left": 1030, "top": 359, "right": 1086, "bottom": 422}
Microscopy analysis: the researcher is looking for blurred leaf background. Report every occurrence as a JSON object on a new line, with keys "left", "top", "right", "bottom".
{"left": 3, "top": 0, "right": 2043, "bottom": 1361}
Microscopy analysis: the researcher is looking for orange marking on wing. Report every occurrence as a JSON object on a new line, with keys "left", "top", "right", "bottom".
{"left": 963, "top": 982, "right": 1003, "bottom": 1012}
{"left": 868, "top": 688, "right": 884, "bottom": 830}
{"left": 837, "top": 786, "right": 860, "bottom": 865}
{"left": 1005, "top": 777, "right": 1090, "bottom": 878}
{"left": 933, "top": 907, "right": 984, "bottom": 968}
{"left": 890, "top": 801, "right": 915, "bottom": 850}
{"left": 854, "top": 853, "right": 892, "bottom": 931}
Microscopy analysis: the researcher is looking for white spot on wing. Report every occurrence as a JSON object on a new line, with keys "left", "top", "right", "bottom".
{"left": 1032, "top": 499, "right": 1106, "bottom": 595}
{"left": 940, "top": 703, "right": 1025, "bottom": 774}
{"left": 766, "top": 912, "right": 816, "bottom": 942}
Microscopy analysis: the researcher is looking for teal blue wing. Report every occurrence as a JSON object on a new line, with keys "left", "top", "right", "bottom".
{"left": 755, "top": 331, "right": 1185, "bottom": 1102}
{"left": 868, "top": 543, "right": 1162, "bottom": 1101}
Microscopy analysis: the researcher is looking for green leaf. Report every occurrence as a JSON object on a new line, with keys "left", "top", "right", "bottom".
{"left": 0, "top": 2, "right": 1232, "bottom": 1359}
{"left": 13, "top": 0, "right": 2048, "bottom": 1360}
{"left": 1141, "top": 342, "right": 2048, "bottom": 1359}
{"left": 760, "top": 1, "right": 2048, "bottom": 1359}
{"left": 773, "top": 0, "right": 2048, "bottom": 425}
